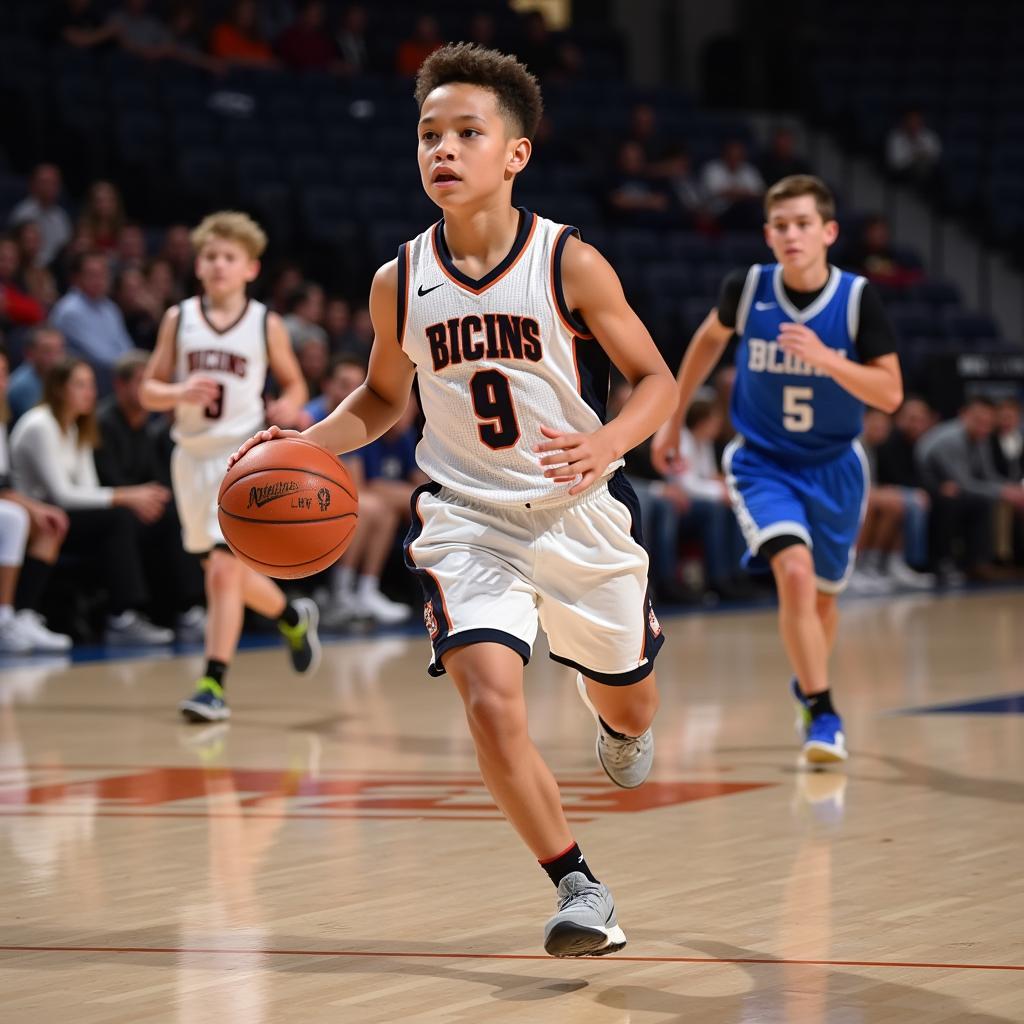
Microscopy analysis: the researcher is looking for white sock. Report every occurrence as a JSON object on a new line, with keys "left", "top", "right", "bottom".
{"left": 357, "top": 575, "right": 380, "bottom": 598}
{"left": 334, "top": 566, "right": 356, "bottom": 596}
{"left": 0, "top": 604, "right": 14, "bottom": 625}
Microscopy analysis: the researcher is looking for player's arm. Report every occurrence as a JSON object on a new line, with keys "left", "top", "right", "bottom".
{"left": 229, "top": 261, "right": 415, "bottom": 466}
{"left": 139, "top": 306, "right": 220, "bottom": 412}
{"left": 650, "top": 309, "right": 733, "bottom": 474}
{"left": 535, "top": 236, "right": 676, "bottom": 495}
{"left": 264, "top": 312, "right": 308, "bottom": 426}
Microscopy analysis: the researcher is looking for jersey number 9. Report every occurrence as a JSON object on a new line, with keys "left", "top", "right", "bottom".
{"left": 470, "top": 369, "right": 519, "bottom": 450}
{"left": 783, "top": 386, "right": 814, "bottom": 432}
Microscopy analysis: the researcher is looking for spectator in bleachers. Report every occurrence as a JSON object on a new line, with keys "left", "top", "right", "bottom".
{"left": 210, "top": 0, "right": 280, "bottom": 69}
{"left": 276, "top": 1, "right": 341, "bottom": 73}
{"left": 159, "top": 225, "right": 195, "bottom": 293}
{"left": 296, "top": 335, "right": 329, "bottom": 400}
{"left": 7, "top": 326, "right": 66, "bottom": 424}
{"left": 396, "top": 15, "right": 444, "bottom": 77}
{"left": 12, "top": 221, "right": 59, "bottom": 308}
{"left": 166, "top": 2, "right": 224, "bottom": 75}
{"left": 9, "top": 358, "right": 174, "bottom": 644}
{"left": 146, "top": 257, "right": 183, "bottom": 310}
{"left": 50, "top": 251, "right": 135, "bottom": 377}
{"left": 268, "top": 262, "right": 305, "bottom": 315}
{"left": 606, "top": 142, "right": 671, "bottom": 226}
{"left": 626, "top": 104, "right": 667, "bottom": 171}
{"left": 94, "top": 351, "right": 202, "bottom": 628}
{"left": 347, "top": 305, "right": 374, "bottom": 355}
{"left": 110, "top": 0, "right": 173, "bottom": 60}
{"left": 0, "top": 342, "right": 72, "bottom": 654}
{"left": 114, "top": 267, "right": 160, "bottom": 350}
{"left": 302, "top": 352, "right": 363, "bottom": 427}
{"left": 115, "top": 223, "right": 148, "bottom": 273}
{"left": 467, "top": 12, "right": 497, "bottom": 50}
{"left": 8, "top": 165, "right": 72, "bottom": 269}
{"left": 758, "top": 127, "right": 813, "bottom": 185}
{"left": 48, "top": 0, "right": 118, "bottom": 52}
{"left": 916, "top": 396, "right": 1024, "bottom": 582}
{"left": 846, "top": 215, "right": 922, "bottom": 291}
{"left": 663, "top": 146, "right": 710, "bottom": 229}
{"left": 335, "top": 3, "right": 369, "bottom": 74}
{"left": 0, "top": 238, "right": 46, "bottom": 329}
{"left": 702, "top": 140, "right": 765, "bottom": 229}
{"left": 282, "top": 283, "right": 328, "bottom": 352}
{"left": 76, "top": 181, "right": 126, "bottom": 256}
{"left": 324, "top": 295, "right": 352, "bottom": 351}
{"left": 886, "top": 109, "right": 942, "bottom": 186}
{"left": 991, "top": 397, "right": 1023, "bottom": 482}
{"left": 877, "top": 396, "right": 936, "bottom": 573}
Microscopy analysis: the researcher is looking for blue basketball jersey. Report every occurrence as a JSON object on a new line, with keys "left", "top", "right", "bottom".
{"left": 730, "top": 264, "right": 868, "bottom": 465}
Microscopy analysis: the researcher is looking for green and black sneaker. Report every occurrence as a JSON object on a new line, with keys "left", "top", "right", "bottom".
{"left": 179, "top": 677, "right": 230, "bottom": 723}
{"left": 279, "top": 597, "right": 321, "bottom": 675}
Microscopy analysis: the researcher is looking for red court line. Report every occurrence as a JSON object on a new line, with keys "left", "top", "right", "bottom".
{"left": 0, "top": 945, "right": 1020, "bottom": 971}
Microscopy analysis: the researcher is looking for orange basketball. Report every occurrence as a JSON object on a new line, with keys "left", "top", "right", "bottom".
{"left": 217, "top": 436, "right": 358, "bottom": 579}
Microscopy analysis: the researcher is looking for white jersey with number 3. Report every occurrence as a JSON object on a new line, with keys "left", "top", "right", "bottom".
{"left": 172, "top": 296, "right": 269, "bottom": 455}
{"left": 398, "top": 209, "right": 622, "bottom": 507}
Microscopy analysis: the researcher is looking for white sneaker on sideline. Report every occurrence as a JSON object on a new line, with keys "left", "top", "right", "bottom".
{"left": 353, "top": 587, "right": 412, "bottom": 624}
{"left": 0, "top": 615, "right": 33, "bottom": 654}
{"left": 15, "top": 609, "right": 72, "bottom": 651}
{"left": 888, "top": 558, "right": 936, "bottom": 590}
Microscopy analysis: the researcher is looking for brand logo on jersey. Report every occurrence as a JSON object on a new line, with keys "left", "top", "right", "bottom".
{"left": 746, "top": 338, "right": 847, "bottom": 378}
{"left": 754, "top": 301, "right": 777, "bottom": 311}
{"left": 423, "top": 601, "right": 439, "bottom": 639}
{"left": 425, "top": 314, "right": 543, "bottom": 373}
{"left": 417, "top": 282, "right": 445, "bottom": 296}
{"left": 187, "top": 350, "right": 249, "bottom": 377}
{"left": 316, "top": 487, "right": 331, "bottom": 512}
{"left": 648, "top": 605, "right": 662, "bottom": 637}
{"left": 247, "top": 480, "right": 300, "bottom": 509}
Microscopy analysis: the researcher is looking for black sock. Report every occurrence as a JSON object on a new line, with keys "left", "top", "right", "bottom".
{"left": 598, "top": 715, "right": 633, "bottom": 741}
{"left": 14, "top": 556, "right": 53, "bottom": 613}
{"left": 539, "top": 842, "right": 599, "bottom": 887}
{"left": 205, "top": 659, "right": 228, "bottom": 689}
{"left": 805, "top": 688, "right": 836, "bottom": 719}
{"left": 278, "top": 602, "right": 300, "bottom": 628}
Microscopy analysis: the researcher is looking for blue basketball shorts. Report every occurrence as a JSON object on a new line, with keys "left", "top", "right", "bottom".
{"left": 722, "top": 437, "right": 869, "bottom": 593}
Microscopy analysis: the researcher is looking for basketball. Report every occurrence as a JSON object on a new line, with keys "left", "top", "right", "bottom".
{"left": 217, "top": 436, "right": 358, "bottom": 579}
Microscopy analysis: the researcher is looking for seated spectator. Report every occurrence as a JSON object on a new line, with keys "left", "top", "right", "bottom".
{"left": 7, "top": 326, "right": 66, "bottom": 424}
{"left": 303, "top": 356, "right": 410, "bottom": 625}
{"left": 94, "top": 351, "right": 203, "bottom": 629}
{"left": 296, "top": 335, "right": 329, "bottom": 400}
{"left": 12, "top": 221, "right": 59, "bottom": 308}
{"left": 111, "top": 0, "right": 173, "bottom": 60}
{"left": 916, "top": 396, "right": 1024, "bottom": 582}
{"left": 846, "top": 215, "right": 922, "bottom": 290}
{"left": 282, "top": 284, "right": 328, "bottom": 352}
{"left": 146, "top": 257, "right": 183, "bottom": 310}
{"left": 991, "top": 396, "right": 1024, "bottom": 566}
{"left": 663, "top": 146, "right": 711, "bottom": 229}
{"left": 0, "top": 237, "right": 46, "bottom": 329}
{"left": 626, "top": 104, "right": 667, "bottom": 171}
{"left": 49, "top": 251, "right": 135, "bottom": 378}
{"left": 47, "top": 0, "right": 119, "bottom": 51}
{"left": 114, "top": 267, "right": 160, "bottom": 350}
{"left": 701, "top": 140, "right": 765, "bottom": 229}
{"left": 159, "top": 225, "right": 195, "bottom": 294}
{"left": 165, "top": 1, "right": 224, "bottom": 74}
{"left": 276, "top": 1, "right": 340, "bottom": 72}
{"left": 0, "top": 343, "right": 72, "bottom": 654}
{"left": 10, "top": 358, "right": 174, "bottom": 644}
{"left": 606, "top": 142, "right": 671, "bottom": 226}
{"left": 115, "top": 222, "right": 149, "bottom": 273}
{"left": 886, "top": 109, "right": 942, "bottom": 185}
{"left": 324, "top": 296, "right": 352, "bottom": 351}
{"left": 345, "top": 305, "right": 374, "bottom": 358}
{"left": 8, "top": 164, "right": 72, "bottom": 269}
{"left": 672, "top": 398, "right": 748, "bottom": 597}
{"left": 76, "top": 181, "right": 126, "bottom": 255}
{"left": 877, "top": 395, "right": 937, "bottom": 573}
{"left": 335, "top": 3, "right": 369, "bottom": 74}
{"left": 396, "top": 15, "right": 443, "bottom": 77}
{"left": 210, "top": 0, "right": 279, "bottom": 67}
{"left": 759, "top": 127, "right": 813, "bottom": 185}
{"left": 850, "top": 409, "right": 935, "bottom": 593}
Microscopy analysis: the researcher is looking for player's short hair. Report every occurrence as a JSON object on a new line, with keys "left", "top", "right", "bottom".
{"left": 113, "top": 349, "right": 150, "bottom": 382}
{"left": 414, "top": 42, "right": 543, "bottom": 140}
{"left": 190, "top": 211, "right": 267, "bottom": 259}
{"left": 764, "top": 175, "right": 836, "bottom": 223}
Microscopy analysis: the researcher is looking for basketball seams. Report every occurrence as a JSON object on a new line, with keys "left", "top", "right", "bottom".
{"left": 218, "top": 510, "right": 358, "bottom": 526}
{"left": 220, "top": 466, "right": 358, "bottom": 504}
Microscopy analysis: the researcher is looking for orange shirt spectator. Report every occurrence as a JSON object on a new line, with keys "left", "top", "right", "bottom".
{"left": 396, "top": 15, "right": 442, "bottom": 77}
{"left": 210, "top": 0, "right": 276, "bottom": 65}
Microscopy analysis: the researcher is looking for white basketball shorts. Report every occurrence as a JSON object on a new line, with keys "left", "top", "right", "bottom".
{"left": 403, "top": 471, "right": 664, "bottom": 685}
{"left": 171, "top": 445, "right": 233, "bottom": 554}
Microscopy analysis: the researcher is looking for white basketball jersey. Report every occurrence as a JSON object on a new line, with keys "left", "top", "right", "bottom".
{"left": 399, "top": 209, "right": 622, "bottom": 507}
{"left": 172, "top": 296, "right": 268, "bottom": 455}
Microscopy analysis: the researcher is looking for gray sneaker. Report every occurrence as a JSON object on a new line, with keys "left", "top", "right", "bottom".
{"left": 106, "top": 611, "right": 175, "bottom": 646}
{"left": 543, "top": 872, "right": 627, "bottom": 958}
{"left": 576, "top": 674, "right": 654, "bottom": 789}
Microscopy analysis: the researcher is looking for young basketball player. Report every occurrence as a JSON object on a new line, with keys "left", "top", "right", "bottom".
{"left": 651, "top": 175, "right": 903, "bottom": 763}
{"left": 230, "top": 44, "right": 676, "bottom": 956}
{"left": 141, "top": 212, "right": 321, "bottom": 723}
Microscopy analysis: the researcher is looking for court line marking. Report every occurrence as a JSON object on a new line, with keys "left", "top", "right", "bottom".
{"left": 0, "top": 945, "right": 1020, "bottom": 971}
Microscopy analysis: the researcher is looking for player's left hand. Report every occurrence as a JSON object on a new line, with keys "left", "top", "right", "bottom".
{"left": 535, "top": 424, "right": 616, "bottom": 496}
{"left": 777, "top": 323, "right": 837, "bottom": 373}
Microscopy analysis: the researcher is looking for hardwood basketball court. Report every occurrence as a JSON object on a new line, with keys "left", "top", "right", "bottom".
{"left": 1, "top": 589, "right": 1022, "bottom": 1022}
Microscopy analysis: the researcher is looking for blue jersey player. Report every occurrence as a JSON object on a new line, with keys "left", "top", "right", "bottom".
{"left": 652, "top": 175, "right": 903, "bottom": 762}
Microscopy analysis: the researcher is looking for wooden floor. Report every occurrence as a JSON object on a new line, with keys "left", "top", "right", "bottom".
{"left": 1, "top": 590, "right": 1022, "bottom": 1023}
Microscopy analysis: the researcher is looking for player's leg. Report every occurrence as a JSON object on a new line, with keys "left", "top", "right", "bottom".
{"left": 0, "top": 500, "right": 32, "bottom": 653}
{"left": 348, "top": 489, "right": 408, "bottom": 623}
{"left": 13, "top": 502, "right": 71, "bottom": 651}
{"left": 240, "top": 563, "right": 320, "bottom": 674}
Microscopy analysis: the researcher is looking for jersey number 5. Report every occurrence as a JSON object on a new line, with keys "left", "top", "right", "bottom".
{"left": 470, "top": 369, "right": 519, "bottom": 449}
{"left": 783, "top": 386, "right": 814, "bottom": 432}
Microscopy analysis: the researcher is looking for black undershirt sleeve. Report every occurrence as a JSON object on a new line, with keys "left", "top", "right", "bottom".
{"left": 715, "top": 268, "right": 749, "bottom": 329}
{"left": 853, "top": 281, "right": 899, "bottom": 362}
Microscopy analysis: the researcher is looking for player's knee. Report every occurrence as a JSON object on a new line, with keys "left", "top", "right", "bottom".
{"left": 462, "top": 683, "right": 525, "bottom": 750}
{"left": 612, "top": 687, "right": 659, "bottom": 736}
{"left": 206, "top": 550, "right": 242, "bottom": 593}
{"left": 775, "top": 551, "right": 815, "bottom": 598}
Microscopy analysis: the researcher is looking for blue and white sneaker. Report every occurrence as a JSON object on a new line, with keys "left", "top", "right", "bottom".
{"left": 179, "top": 677, "right": 230, "bottom": 723}
{"left": 791, "top": 677, "right": 812, "bottom": 734}
{"left": 803, "top": 712, "right": 847, "bottom": 764}
{"left": 279, "top": 597, "right": 321, "bottom": 675}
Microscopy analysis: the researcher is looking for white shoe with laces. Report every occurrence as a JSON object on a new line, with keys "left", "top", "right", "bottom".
{"left": 16, "top": 609, "right": 72, "bottom": 651}
{"left": 0, "top": 614, "right": 33, "bottom": 654}
{"left": 354, "top": 587, "right": 412, "bottom": 625}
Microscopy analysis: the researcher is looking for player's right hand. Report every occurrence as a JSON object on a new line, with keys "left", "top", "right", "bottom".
{"left": 227, "top": 425, "right": 301, "bottom": 469}
{"left": 650, "top": 418, "right": 685, "bottom": 476}
{"left": 180, "top": 374, "right": 222, "bottom": 407}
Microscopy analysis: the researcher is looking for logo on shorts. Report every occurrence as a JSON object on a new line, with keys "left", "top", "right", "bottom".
{"left": 648, "top": 606, "right": 662, "bottom": 637}
{"left": 247, "top": 481, "right": 299, "bottom": 509}
{"left": 316, "top": 487, "right": 331, "bottom": 512}
{"left": 423, "top": 601, "right": 439, "bottom": 639}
